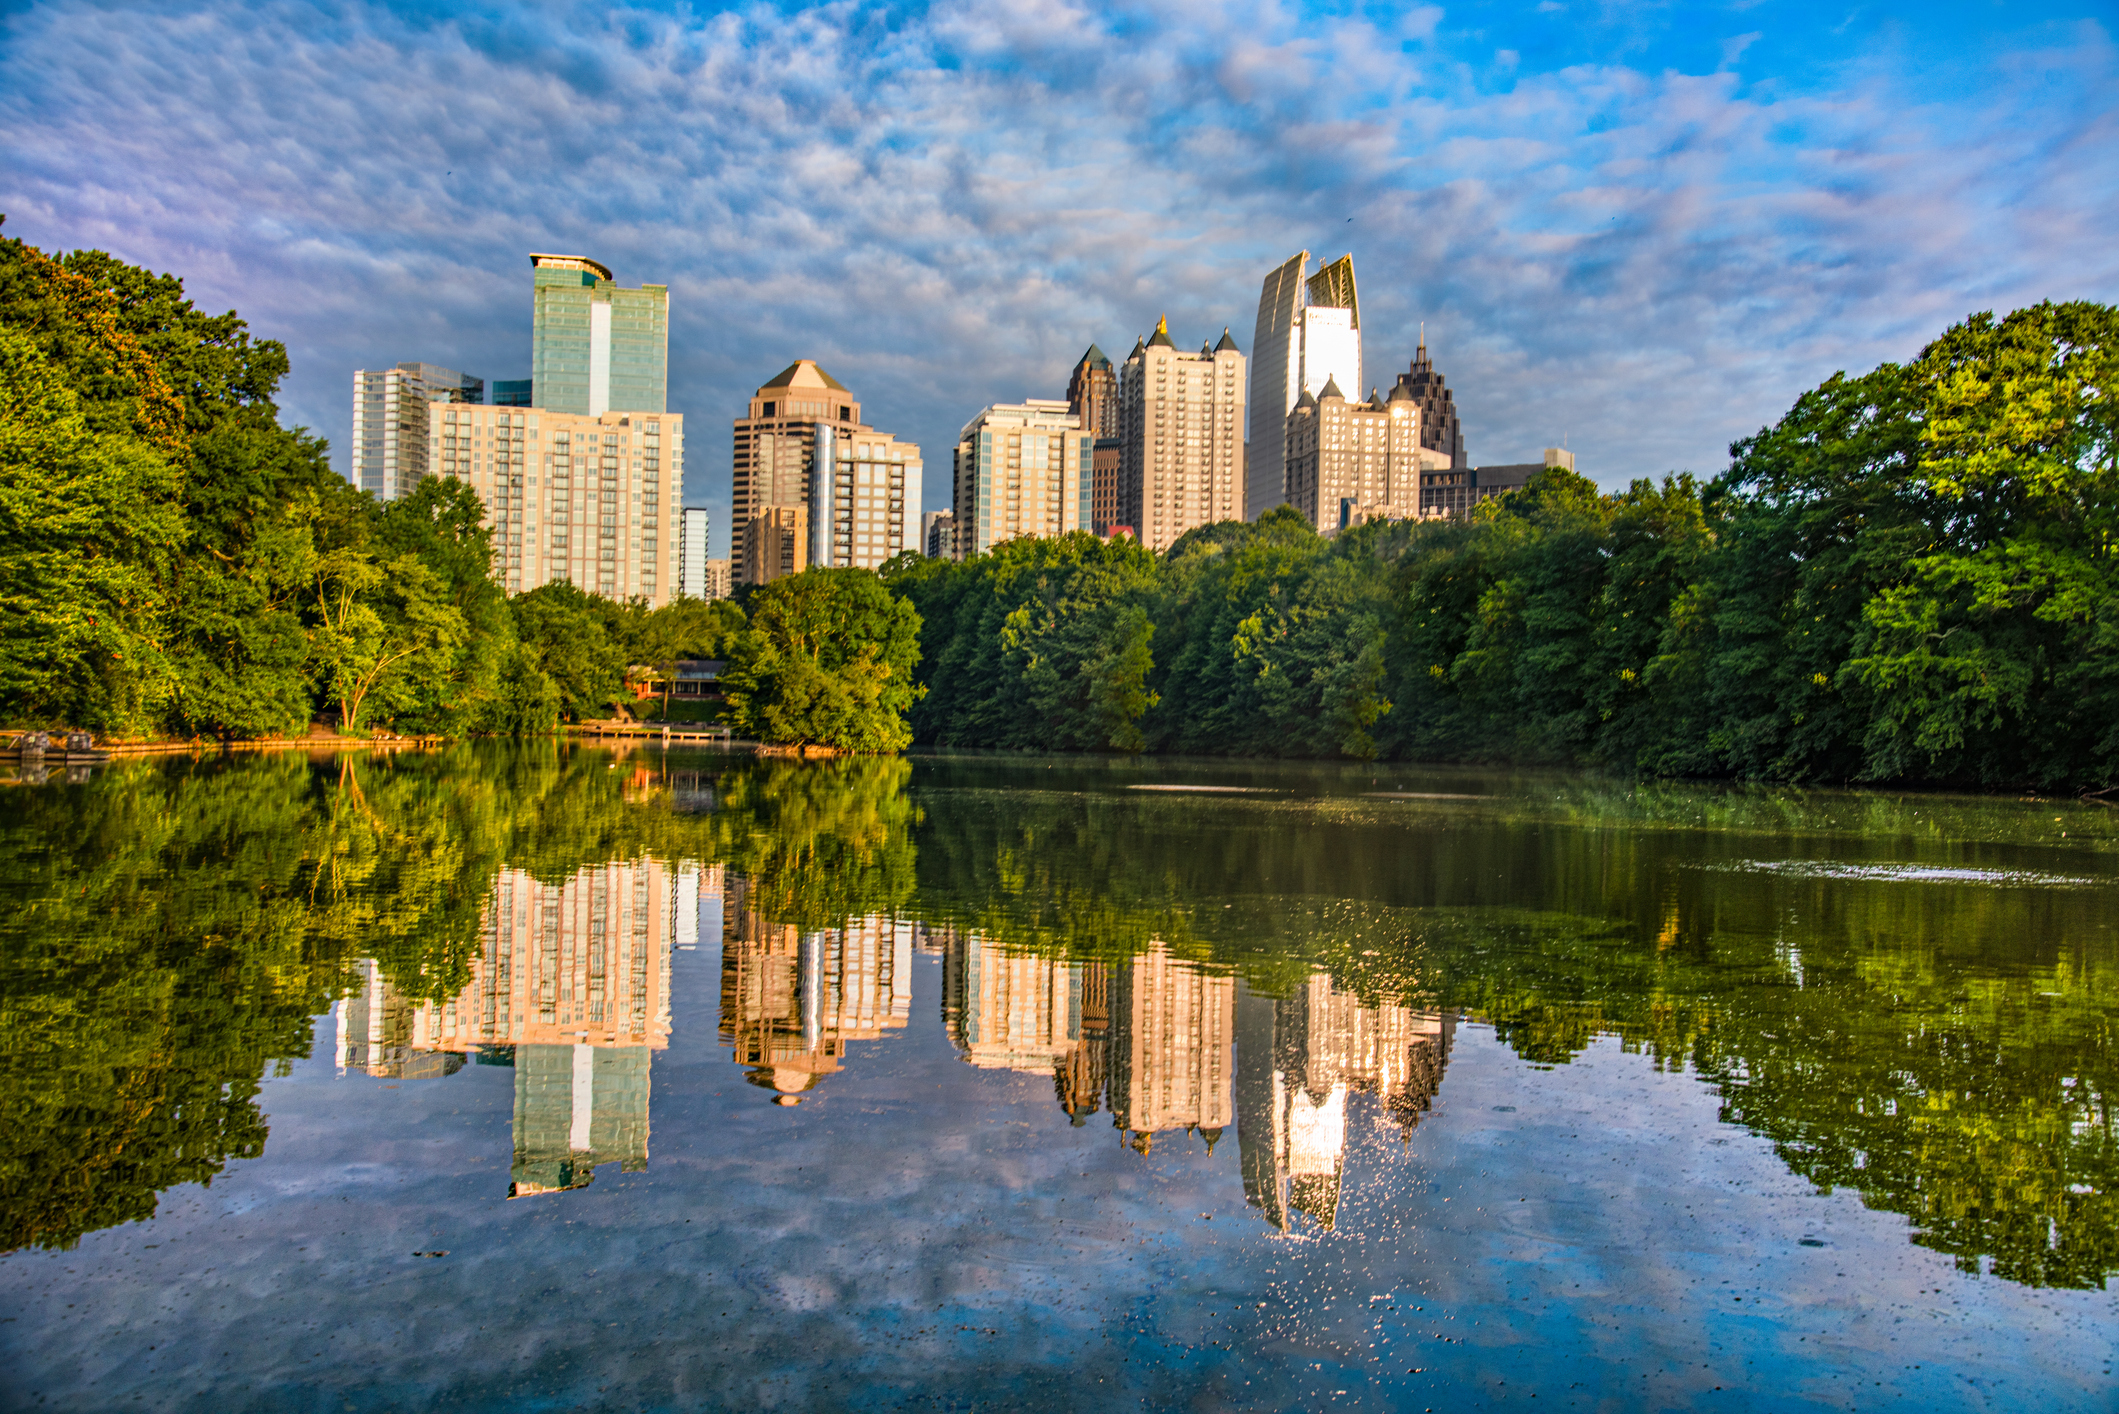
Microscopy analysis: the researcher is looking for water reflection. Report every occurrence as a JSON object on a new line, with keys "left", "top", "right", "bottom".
{"left": 720, "top": 874, "right": 915, "bottom": 1103}
{"left": 1, "top": 745, "right": 2114, "bottom": 1301}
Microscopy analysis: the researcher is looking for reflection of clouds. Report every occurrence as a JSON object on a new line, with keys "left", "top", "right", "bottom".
{"left": 719, "top": 873, "right": 913, "bottom": 1104}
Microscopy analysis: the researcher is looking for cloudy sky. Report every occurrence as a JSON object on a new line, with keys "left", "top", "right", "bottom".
{"left": 4, "top": 0, "right": 2114, "bottom": 554}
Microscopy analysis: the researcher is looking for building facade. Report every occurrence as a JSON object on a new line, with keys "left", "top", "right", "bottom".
{"left": 678, "top": 507, "right": 710, "bottom": 599}
{"left": 1091, "top": 438, "right": 1123, "bottom": 535}
{"left": 349, "top": 362, "right": 483, "bottom": 501}
{"left": 1066, "top": 344, "right": 1118, "bottom": 436}
{"left": 742, "top": 504, "right": 808, "bottom": 584}
{"left": 1246, "top": 252, "right": 1363, "bottom": 520}
{"left": 430, "top": 403, "right": 683, "bottom": 603}
{"left": 922, "top": 509, "right": 956, "bottom": 561}
{"left": 1391, "top": 335, "right": 1468, "bottom": 469}
{"left": 732, "top": 361, "right": 919, "bottom": 584}
{"left": 1116, "top": 320, "right": 1246, "bottom": 553}
{"left": 952, "top": 400, "right": 1095, "bottom": 558}
{"left": 817, "top": 425, "right": 924, "bottom": 571}
{"left": 1282, "top": 379, "right": 1429, "bottom": 534}
{"left": 1419, "top": 448, "right": 1574, "bottom": 518}
{"left": 530, "top": 254, "right": 668, "bottom": 418}
{"left": 702, "top": 558, "right": 732, "bottom": 601}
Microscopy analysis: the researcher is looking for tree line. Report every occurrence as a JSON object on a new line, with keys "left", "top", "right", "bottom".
{"left": 5, "top": 223, "right": 2109, "bottom": 782}
{"left": 892, "top": 300, "right": 2117, "bottom": 789}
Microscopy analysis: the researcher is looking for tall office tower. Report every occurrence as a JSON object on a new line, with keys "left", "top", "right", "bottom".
{"left": 1246, "top": 252, "right": 1363, "bottom": 520}
{"left": 530, "top": 254, "right": 668, "bottom": 417}
{"left": 1066, "top": 344, "right": 1117, "bottom": 435}
{"left": 718, "top": 873, "right": 914, "bottom": 1104}
{"left": 1391, "top": 334, "right": 1467, "bottom": 469}
{"left": 1091, "top": 439, "right": 1122, "bottom": 534}
{"left": 732, "top": 361, "right": 860, "bottom": 584}
{"left": 678, "top": 506, "right": 710, "bottom": 598}
{"left": 349, "top": 362, "right": 482, "bottom": 500}
{"left": 1116, "top": 320, "right": 1245, "bottom": 553}
{"left": 1235, "top": 973, "right": 1455, "bottom": 1232}
{"left": 1282, "top": 379, "right": 1426, "bottom": 534}
{"left": 816, "top": 425, "right": 924, "bottom": 571}
{"left": 703, "top": 558, "right": 732, "bottom": 600}
{"left": 430, "top": 403, "right": 684, "bottom": 603}
{"left": 1107, "top": 943, "right": 1236, "bottom": 1152}
{"left": 922, "top": 509, "right": 956, "bottom": 561}
{"left": 952, "top": 400, "right": 1095, "bottom": 558}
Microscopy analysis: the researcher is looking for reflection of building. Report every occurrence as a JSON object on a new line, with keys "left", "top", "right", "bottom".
{"left": 1109, "top": 944, "right": 1235, "bottom": 1151}
{"left": 334, "top": 959, "right": 468, "bottom": 1079}
{"left": 1237, "top": 974, "right": 1454, "bottom": 1233}
{"left": 336, "top": 859, "right": 683, "bottom": 1198}
{"left": 719, "top": 874, "right": 913, "bottom": 1103}
{"left": 936, "top": 935, "right": 1231, "bottom": 1147}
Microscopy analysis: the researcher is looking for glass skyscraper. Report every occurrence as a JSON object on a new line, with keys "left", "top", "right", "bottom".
{"left": 530, "top": 254, "right": 668, "bottom": 416}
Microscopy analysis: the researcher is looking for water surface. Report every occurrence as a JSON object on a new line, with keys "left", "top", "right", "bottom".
{"left": 2, "top": 747, "right": 2115, "bottom": 1411}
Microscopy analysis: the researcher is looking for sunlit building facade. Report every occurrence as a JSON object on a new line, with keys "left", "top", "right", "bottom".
{"left": 1116, "top": 321, "right": 1246, "bottom": 552}
{"left": 349, "top": 362, "right": 483, "bottom": 501}
{"left": 952, "top": 400, "right": 1094, "bottom": 557}
{"left": 1283, "top": 378, "right": 1431, "bottom": 534}
{"left": 1247, "top": 252, "right": 1364, "bottom": 519}
{"left": 429, "top": 403, "right": 683, "bottom": 603}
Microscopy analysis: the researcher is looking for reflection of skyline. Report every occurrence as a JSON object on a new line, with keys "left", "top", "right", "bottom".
{"left": 334, "top": 858, "right": 696, "bottom": 1197}
{"left": 718, "top": 873, "right": 913, "bottom": 1104}
{"left": 1238, "top": 974, "right": 1454, "bottom": 1234}
{"left": 939, "top": 933, "right": 1235, "bottom": 1152}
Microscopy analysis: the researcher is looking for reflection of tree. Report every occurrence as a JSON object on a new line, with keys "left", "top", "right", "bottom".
{"left": 907, "top": 763, "right": 2119, "bottom": 1288}
{"left": 0, "top": 744, "right": 731, "bottom": 1252}
{"left": 703, "top": 756, "right": 918, "bottom": 931}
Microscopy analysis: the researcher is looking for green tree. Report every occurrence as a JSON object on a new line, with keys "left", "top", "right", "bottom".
{"left": 722, "top": 568, "right": 923, "bottom": 751}
{"left": 0, "top": 326, "right": 183, "bottom": 734}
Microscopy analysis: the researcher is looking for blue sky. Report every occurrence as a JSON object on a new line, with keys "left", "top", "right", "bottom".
{"left": 3, "top": 0, "right": 2114, "bottom": 555}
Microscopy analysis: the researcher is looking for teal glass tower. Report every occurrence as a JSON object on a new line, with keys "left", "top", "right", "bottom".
{"left": 530, "top": 254, "right": 668, "bottom": 416}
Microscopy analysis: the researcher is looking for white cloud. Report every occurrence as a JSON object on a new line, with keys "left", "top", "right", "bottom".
{"left": 0, "top": 0, "right": 2112, "bottom": 554}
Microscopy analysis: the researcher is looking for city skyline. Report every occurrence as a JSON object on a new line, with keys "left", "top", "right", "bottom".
{"left": 8, "top": 2, "right": 2102, "bottom": 565}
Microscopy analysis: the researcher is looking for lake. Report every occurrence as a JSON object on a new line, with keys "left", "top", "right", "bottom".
{"left": 1, "top": 745, "right": 2114, "bottom": 1412}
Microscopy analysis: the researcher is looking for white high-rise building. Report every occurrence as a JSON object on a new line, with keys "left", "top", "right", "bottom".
{"left": 1246, "top": 253, "right": 1363, "bottom": 520}
{"left": 349, "top": 362, "right": 482, "bottom": 501}
{"left": 678, "top": 507, "right": 710, "bottom": 598}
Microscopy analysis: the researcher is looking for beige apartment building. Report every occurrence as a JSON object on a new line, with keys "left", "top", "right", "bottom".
{"left": 1107, "top": 943, "right": 1236, "bottom": 1150}
{"left": 1282, "top": 378, "right": 1437, "bottom": 534}
{"left": 1116, "top": 320, "right": 1246, "bottom": 552}
{"left": 430, "top": 403, "right": 683, "bottom": 604}
{"left": 951, "top": 400, "right": 1095, "bottom": 557}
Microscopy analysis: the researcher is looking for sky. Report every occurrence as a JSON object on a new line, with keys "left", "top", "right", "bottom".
{"left": 3, "top": 0, "right": 2115, "bottom": 557}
